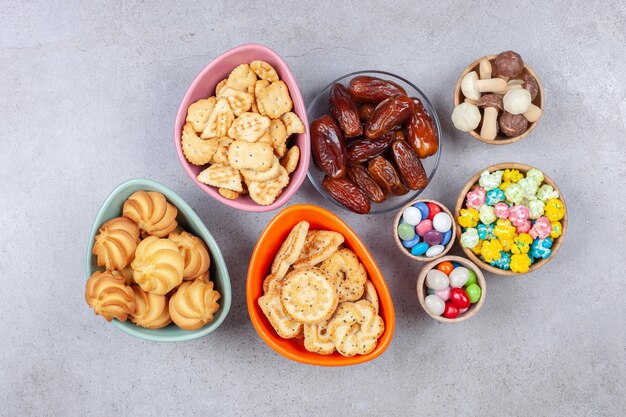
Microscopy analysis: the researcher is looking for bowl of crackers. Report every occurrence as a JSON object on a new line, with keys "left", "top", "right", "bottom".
{"left": 85, "top": 178, "right": 232, "bottom": 342}
{"left": 175, "top": 43, "right": 310, "bottom": 211}
{"left": 246, "top": 204, "right": 395, "bottom": 366}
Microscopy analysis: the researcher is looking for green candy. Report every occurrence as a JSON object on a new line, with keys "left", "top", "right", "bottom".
{"left": 465, "top": 269, "right": 477, "bottom": 287}
{"left": 397, "top": 223, "right": 415, "bottom": 241}
{"left": 465, "top": 283, "right": 482, "bottom": 303}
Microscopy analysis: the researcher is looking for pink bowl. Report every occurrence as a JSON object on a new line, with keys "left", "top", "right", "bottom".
{"left": 174, "top": 43, "right": 310, "bottom": 212}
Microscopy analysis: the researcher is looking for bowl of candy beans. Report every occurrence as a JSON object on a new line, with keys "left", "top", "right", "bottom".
{"left": 307, "top": 71, "right": 442, "bottom": 214}
{"left": 417, "top": 256, "right": 486, "bottom": 323}
{"left": 393, "top": 199, "right": 455, "bottom": 261}
{"left": 455, "top": 163, "right": 567, "bottom": 276}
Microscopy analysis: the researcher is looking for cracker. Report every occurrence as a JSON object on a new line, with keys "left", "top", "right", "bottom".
{"left": 320, "top": 249, "right": 367, "bottom": 302}
{"left": 258, "top": 277, "right": 302, "bottom": 338}
{"left": 257, "top": 130, "right": 273, "bottom": 145}
{"left": 218, "top": 188, "right": 239, "bottom": 200}
{"left": 269, "top": 119, "right": 288, "bottom": 151}
{"left": 218, "top": 87, "right": 253, "bottom": 117}
{"left": 249, "top": 83, "right": 259, "bottom": 113}
{"left": 186, "top": 97, "right": 216, "bottom": 132}
{"left": 250, "top": 60, "right": 279, "bottom": 82}
{"left": 280, "top": 145, "right": 299, "bottom": 174}
{"left": 240, "top": 156, "right": 281, "bottom": 182}
{"left": 196, "top": 164, "right": 243, "bottom": 192}
{"left": 211, "top": 137, "right": 233, "bottom": 164}
{"left": 281, "top": 111, "right": 305, "bottom": 136}
{"left": 256, "top": 81, "right": 293, "bottom": 119}
{"left": 247, "top": 165, "right": 289, "bottom": 205}
{"left": 226, "top": 64, "right": 257, "bottom": 91}
{"left": 279, "top": 267, "right": 338, "bottom": 324}
{"left": 181, "top": 122, "right": 218, "bottom": 166}
{"left": 215, "top": 78, "right": 227, "bottom": 96}
{"left": 327, "top": 300, "right": 384, "bottom": 357}
{"left": 201, "top": 97, "right": 234, "bottom": 139}
{"left": 227, "top": 140, "right": 274, "bottom": 172}
{"left": 254, "top": 79, "right": 270, "bottom": 99}
{"left": 227, "top": 112, "right": 271, "bottom": 143}
{"left": 271, "top": 221, "right": 309, "bottom": 280}
{"left": 293, "top": 230, "right": 345, "bottom": 269}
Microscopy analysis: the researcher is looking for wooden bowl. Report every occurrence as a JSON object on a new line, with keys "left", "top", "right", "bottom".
{"left": 454, "top": 162, "right": 567, "bottom": 276}
{"left": 416, "top": 255, "right": 486, "bottom": 323}
{"left": 453, "top": 54, "right": 544, "bottom": 145}
{"left": 393, "top": 199, "right": 456, "bottom": 261}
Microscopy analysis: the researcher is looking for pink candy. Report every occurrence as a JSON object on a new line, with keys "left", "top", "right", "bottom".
{"left": 435, "top": 287, "right": 450, "bottom": 301}
{"left": 416, "top": 219, "right": 433, "bottom": 237}
{"left": 516, "top": 220, "right": 532, "bottom": 234}
{"left": 508, "top": 204, "right": 530, "bottom": 227}
{"left": 466, "top": 186, "right": 486, "bottom": 209}
{"left": 494, "top": 202, "right": 510, "bottom": 219}
{"left": 530, "top": 216, "right": 551, "bottom": 239}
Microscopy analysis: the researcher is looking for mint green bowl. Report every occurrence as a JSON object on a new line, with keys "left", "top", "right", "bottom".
{"left": 85, "top": 178, "right": 232, "bottom": 342}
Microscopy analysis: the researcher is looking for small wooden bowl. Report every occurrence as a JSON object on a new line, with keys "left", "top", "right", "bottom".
{"left": 453, "top": 54, "right": 544, "bottom": 145}
{"left": 454, "top": 162, "right": 568, "bottom": 276}
{"left": 393, "top": 199, "right": 456, "bottom": 261}
{"left": 416, "top": 255, "right": 486, "bottom": 323}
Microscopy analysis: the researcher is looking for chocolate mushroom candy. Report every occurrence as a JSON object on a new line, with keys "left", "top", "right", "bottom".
{"left": 522, "top": 74, "right": 539, "bottom": 100}
{"left": 451, "top": 102, "right": 481, "bottom": 132}
{"left": 479, "top": 58, "right": 492, "bottom": 79}
{"left": 476, "top": 94, "right": 503, "bottom": 141}
{"left": 503, "top": 88, "right": 531, "bottom": 115}
{"left": 461, "top": 71, "right": 507, "bottom": 100}
{"left": 499, "top": 111, "right": 528, "bottom": 137}
{"left": 494, "top": 50, "right": 524, "bottom": 79}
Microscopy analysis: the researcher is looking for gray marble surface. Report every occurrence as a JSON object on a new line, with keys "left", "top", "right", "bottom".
{"left": 1, "top": 1, "right": 624, "bottom": 416}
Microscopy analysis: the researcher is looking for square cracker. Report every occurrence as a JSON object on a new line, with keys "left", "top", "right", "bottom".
{"left": 227, "top": 140, "right": 274, "bottom": 172}
{"left": 227, "top": 112, "right": 271, "bottom": 143}
{"left": 186, "top": 97, "right": 216, "bottom": 132}
{"left": 256, "top": 81, "right": 293, "bottom": 119}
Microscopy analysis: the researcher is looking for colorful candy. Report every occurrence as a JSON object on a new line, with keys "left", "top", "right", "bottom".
{"left": 480, "top": 239, "right": 502, "bottom": 263}
{"left": 398, "top": 202, "right": 453, "bottom": 258}
{"left": 397, "top": 223, "right": 415, "bottom": 240}
{"left": 518, "top": 177, "right": 539, "bottom": 200}
{"left": 485, "top": 188, "right": 505, "bottom": 206}
{"left": 424, "top": 294, "right": 445, "bottom": 316}
{"left": 494, "top": 202, "right": 510, "bottom": 219}
{"left": 529, "top": 216, "right": 551, "bottom": 239}
{"left": 450, "top": 288, "right": 470, "bottom": 309}
{"left": 465, "top": 283, "right": 482, "bottom": 303}
{"left": 449, "top": 267, "right": 469, "bottom": 288}
{"left": 413, "top": 202, "right": 430, "bottom": 219}
{"left": 411, "top": 242, "right": 429, "bottom": 256}
{"left": 460, "top": 228, "right": 479, "bottom": 249}
{"left": 490, "top": 251, "right": 511, "bottom": 269}
{"left": 508, "top": 205, "right": 529, "bottom": 227}
{"left": 527, "top": 199, "right": 545, "bottom": 219}
{"left": 426, "top": 269, "right": 449, "bottom": 290}
{"left": 550, "top": 221, "right": 562, "bottom": 239}
{"left": 504, "top": 183, "right": 524, "bottom": 204}
{"left": 544, "top": 198, "right": 565, "bottom": 222}
{"left": 510, "top": 253, "right": 532, "bottom": 273}
{"left": 479, "top": 205, "right": 496, "bottom": 225}
{"left": 415, "top": 219, "right": 433, "bottom": 237}
{"left": 476, "top": 223, "right": 494, "bottom": 240}
{"left": 479, "top": 170, "right": 503, "bottom": 191}
{"left": 426, "top": 202, "right": 441, "bottom": 220}
{"left": 425, "top": 245, "right": 445, "bottom": 257}
{"left": 530, "top": 238, "right": 553, "bottom": 259}
{"left": 502, "top": 168, "right": 523, "bottom": 183}
{"left": 402, "top": 206, "right": 422, "bottom": 225}
{"left": 536, "top": 184, "right": 559, "bottom": 202}
{"left": 458, "top": 207, "right": 479, "bottom": 228}
{"left": 432, "top": 212, "right": 452, "bottom": 233}
{"left": 423, "top": 261, "right": 482, "bottom": 319}
{"left": 465, "top": 186, "right": 486, "bottom": 209}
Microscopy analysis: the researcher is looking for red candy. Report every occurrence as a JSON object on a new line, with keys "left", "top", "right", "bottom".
{"left": 443, "top": 302, "right": 459, "bottom": 319}
{"left": 426, "top": 202, "right": 441, "bottom": 220}
{"left": 450, "top": 288, "right": 470, "bottom": 309}
{"left": 437, "top": 261, "right": 454, "bottom": 276}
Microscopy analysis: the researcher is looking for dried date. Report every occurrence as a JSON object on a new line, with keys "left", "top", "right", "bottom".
{"left": 329, "top": 83, "right": 362, "bottom": 137}
{"left": 390, "top": 138, "right": 428, "bottom": 190}
{"left": 347, "top": 138, "right": 392, "bottom": 165}
{"left": 310, "top": 115, "right": 348, "bottom": 179}
{"left": 358, "top": 104, "right": 376, "bottom": 123}
{"left": 367, "top": 156, "right": 408, "bottom": 196}
{"left": 322, "top": 176, "right": 371, "bottom": 214}
{"left": 348, "top": 76, "right": 407, "bottom": 104}
{"left": 404, "top": 97, "right": 438, "bottom": 158}
{"left": 365, "top": 94, "right": 413, "bottom": 140}
{"left": 347, "top": 164, "right": 387, "bottom": 203}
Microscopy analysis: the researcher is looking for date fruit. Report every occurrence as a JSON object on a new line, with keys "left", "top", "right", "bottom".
{"left": 348, "top": 76, "right": 407, "bottom": 104}
{"left": 367, "top": 156, "right": 408, "bottom": 196}
{"left": 347, "top": 164, "right": 387, "bottom": 203}
{"left": 322, "top": 176, "right": 371, "bottom": 214}
{"left": 329, "top": 83, "right": 363, "bottom": 137}
{"left": 405, "top": 97, "right": 438, "bottom": 158}
{"left": 365, "top": 94, "right": 413, "bottom": 140}
{"left": 390, "top": 138, "right": 428, "bottom": 190}
{"left": 311, "top": 115, "right": 348, "bottom": 179}
{"left": 358, "top": 104, "right": 376, "bottom": 123}
{"left": 347, "top": 138, "right": 391, "bottom": 165}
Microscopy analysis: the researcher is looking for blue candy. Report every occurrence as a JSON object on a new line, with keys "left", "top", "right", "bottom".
{"left": 451, "top": 262, "right": 461, "bottom": 268}
{"left": 401, "top": 234, "right": 420, "bottom": 249}
{"left": 427, "top": 288, "right": 435, "bottom": 295}
{"left": 490, "top": 251, "right": 511, "bottom": 269}
{"left": 530, "top": 238, "right": 553, "bottom": 259}
{"left": 486, "top": 188, "right": 505, "bottom": 206}
{"left": 441, "top": 229, "right": 452, "bottom": 246}
{"left": 413, "top": 202, "right": 429, "bottom": 220}
{"left": 477, "top": 223, "right": 494, "bottom": 240}
{"left": 411, "top": 242, "right": 429, "bottom": 256}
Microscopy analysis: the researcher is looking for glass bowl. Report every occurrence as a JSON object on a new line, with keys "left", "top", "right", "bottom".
{"left": 306, "top": 70, "right": 442, "bottom": 215}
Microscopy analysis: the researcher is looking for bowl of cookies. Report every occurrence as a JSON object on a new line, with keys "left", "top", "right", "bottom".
{"left": 246, "top": 204, "right": 395, "bottom": 366}
{"left": 85, "top": 178, "right": 232, "bottom": 342}
{"left": 306, "top": 70, "right": 441, "bottom": 214}
{"left": 174, "top": 43, "right": 309, "bottom": 211}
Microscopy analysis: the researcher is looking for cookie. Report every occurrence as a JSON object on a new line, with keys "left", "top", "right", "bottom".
{"left": 271, "top": 221, "right": 309, "bottom": 280}
{"left": 293, "top": 230, "right": 345, "bottom": 269}
{"left": 320, "top": 249, "right": 367, "bottom": 302}
{"left": 186, "top": 97, "right": 216, "bottom": 132}
{"left": 181, "top": 122, "right": 218, "bottom": 165}
{"left": 227, "top": 112, "right": 271, "bottom": 143}
{"left": 280, "top": 145, "right": 299, "bottom": 174}
{"left": 279, "top": 267, "right": 338, "bottom": 324}
{"left": 201, "top": 97, "right": 234, "bottom": 139}
{"left": 256, "top": 81, "right": 293, "bottom": 119}
{"left": 247, "top": 165, "right": 289, "bottom": 205}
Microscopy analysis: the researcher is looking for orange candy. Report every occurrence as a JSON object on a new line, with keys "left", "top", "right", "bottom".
{"left": 437, "top": 261, "right": 454, "bottom": 276}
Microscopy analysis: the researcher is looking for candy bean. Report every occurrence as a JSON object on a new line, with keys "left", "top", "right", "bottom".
{"left": 397, "top": 223, "right": 415, "bottom": 240}
{"left": 465, "top": 283, "right": 482, "bottom": 303}
{"left": 411, "top": 242, "right": 429, "bottom": 256}
{"left": 441, "top": 229, "right": 453, "bottom": 246}
{"left": 465, "top": 269, "right": 477, "bottom": 286}
{"left": 425, "top": 245, "right": 445, "bottom": 258}
{"left": 450, "top": 287, "right": 470, "bottom": 309}
{"left": 415, "top": 219, "right": 433, "bottom": 237}
{"left": 459, "top": 307, "right": 468, "bottom": 314}
{"left": 443, "top": 302, "right": 459, "bottom": 319}
{"left": 433, "top": 212, "right": 452, "bottom": 233}
{"left": 424, "top": 294, "right": 445, "bottom": 316}
{"left": 401, "top": 234, "right": 420, "bottom": 248}
{"left": 449, "top": 267, "right": 470, "bottom": 288}
{"left": 424, "top": 230, "right": 443, "bottom": 245}
{"left": 426, "top": 270, "right": 449, "bottom": 290}
{"left": 434, "top": 286, "right": 451, "bottom": 302}
{"left": 426, "top": 202, "right": 441, "bottom": 220}
{"left": 436, "top": 261, "right": 454, "bottom": 275}
{"left": 413, "top": 202, "right": 429, "bottom": 219}
{"left": 402, "top": 206, "right": 422, "bottom": 226}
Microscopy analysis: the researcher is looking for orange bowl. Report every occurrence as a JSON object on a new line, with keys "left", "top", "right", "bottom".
{"left": 246, "top": 204, "right": 395, "bottom": 366}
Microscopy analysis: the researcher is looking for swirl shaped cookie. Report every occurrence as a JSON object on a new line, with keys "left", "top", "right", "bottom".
{"left": 85, "top": 270, "right": 136, "bottom": 322}
{"left": 123, "top": 191, "right": 178, "bottom": 237}
{"left": 92, "top": 217, "right": 140, "bottom": 271}
{"left": 131, "top": 236, "right": 184, "bottom": 295}
{"left": 327, "top": 300, "right": 384, "bottom": 357}
{"left": 168, "top": 231, "right": 211, "bottom": 281}
{"left": 130, "top": 286, "right": 171, "bottom": 329}
{"left": 169, "top": 279, "right": 221, "bottom": 330}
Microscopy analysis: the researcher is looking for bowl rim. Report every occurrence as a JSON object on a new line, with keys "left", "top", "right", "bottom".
{"left": 453, "top": 54, "right": 545, "bottom": 145}
{"left": 306, "top": 69, "right": 442, "bottom": 215}
{"left": 416, "top": 255, "right": 486, "bottom": 323}
{"left": 85, "top": 177, "right": 232, "bottom": 342}
{"left": 454, "top": 162, "right": 567, "bottom": 276}
{"left": 173, "top": 42, "right": 310, "bottom": 212}
{"left": 392, "top": 199, "right": 456, "bottom": 261}
{"left": 246, "top": 204, "right": 395, "bottom": 366}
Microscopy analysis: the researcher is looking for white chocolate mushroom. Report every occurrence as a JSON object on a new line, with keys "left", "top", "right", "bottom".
{"left": 479, "top": 58, "right": 492, "bottom": 79}
{"left": 503, "top": 88, "right": 531, "bottom": 115}
{"left": 523, "top": 103, "right": 542, "bottom": 122}
{"left": 461, "top": 71, "right": 507, "bottom": 100}
{"left": 451, "top": 102, "right": 481, "bottom": 132}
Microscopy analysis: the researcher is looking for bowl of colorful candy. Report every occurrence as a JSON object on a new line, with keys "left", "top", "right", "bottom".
{"left": 307, "top": 71, "right": 442, "bottom": 214}
{"left": 393, "top": 199, "right": 455, "bottom": 261}
{"left": 417, "top": 256, "right": 486, "bottom": 323}
{"left": 454, "top": 163, "right": 567, "bottom": 275}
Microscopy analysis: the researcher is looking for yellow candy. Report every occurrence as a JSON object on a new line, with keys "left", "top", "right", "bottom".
{"left": 510, "top": 253, "right": 532, "bottom": 273}
{"left": 458, "top": 208, "right": 479, "bottom": 228}
{"left": 493, "top": 219, "right": 517, "bottom": 241}
{"left": 503, "top": 169, "right": 523, "bottom": 183}
{"left": 511, "top": 233, "right": 533, "bottom": 255}
{"left": 499, "top": 181, "right": 511, "bottom": 191}
{"left": 550, "top": 221, "right": 563, "bottom": 239}
{"left": 471, "top": 239, "right": 483, "bottom": 255}
{"left": 499, "top": 237, "right": 515, "bottom": 252}
{"left": 545, "top": 198, "right": 565, "bottom": 222}
{"left": 480, "top": 239, "right": 502, "bottom": 263}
